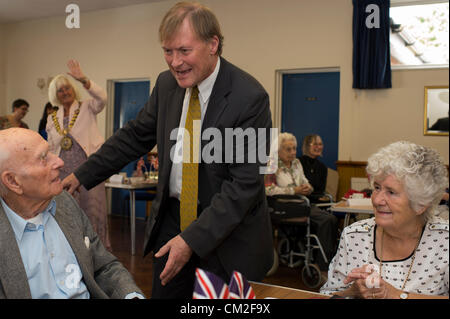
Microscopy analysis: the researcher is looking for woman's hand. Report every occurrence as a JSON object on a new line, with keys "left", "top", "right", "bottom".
{"left": 67, "top": 59, "right": 85, "bottom": 81}
{"left": 343, "top": 264, "right": 400, "bottom": 299}
{"left": 67, "top": 59, "right": 90, "bottom": 88}
{"left": 294, "top": 184, "right": 312, "bottom": 195}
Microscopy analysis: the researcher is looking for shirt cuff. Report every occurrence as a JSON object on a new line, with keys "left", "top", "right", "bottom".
{"left": 124, "top": 292, "right": 145, "bottom": 299}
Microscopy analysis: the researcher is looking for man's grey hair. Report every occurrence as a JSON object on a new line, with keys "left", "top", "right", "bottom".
{"left": 366, "top": 141, "right": 448, "bottom": 222}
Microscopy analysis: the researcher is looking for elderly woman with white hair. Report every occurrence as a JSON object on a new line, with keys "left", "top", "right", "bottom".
{"left": 46, "top": 59, "right": 111, "bottom": 251}
{"left": 265, "top": 132, "right": 338, "bottom": 271}
{"left": 320, "top": 141, "right": 449, "bottom": 299}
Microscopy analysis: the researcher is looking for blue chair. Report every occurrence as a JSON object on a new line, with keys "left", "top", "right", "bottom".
{"left": 123, "top": 187, "right": 156, "bottom": 221}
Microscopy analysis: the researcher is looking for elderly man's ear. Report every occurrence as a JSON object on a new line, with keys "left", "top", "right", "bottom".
{"left": 1, "top": 171, "right": 24, "bottom": 195}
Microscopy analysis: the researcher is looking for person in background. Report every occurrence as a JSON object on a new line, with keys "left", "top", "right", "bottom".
{"left": 299, "top": 134, "right": 329, "bottom": 203}
{"left": 62, "top": 2, "right": 273, "bottom": 299}
{"left": 132, "top": 157, "right": 149, "bottom": 177}
{"left": 46, "top": 59, "right": 111, "bottom": 251}
{"left": 265, "top": 132, "right": 338, "bottom": 272}
{"left": 0, "top": 99, "right": 30, "bottom": 130}
{"left": 320, "top": 141, "right": 449, "bottom": 299}
{"left": 38, "top": 102, "right": 58, "bottom": 140}
{"left": 0, "top": 128, "right": 144, "bottom": 299}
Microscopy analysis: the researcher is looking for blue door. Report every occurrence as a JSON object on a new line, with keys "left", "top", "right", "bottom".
{"left": 111, "top": 81, "right": 150, "bottom": 218}
{"left": 114, "top": 81, "right": 150, "bottom": 132}
{"left": 281, "top": 72, "right": 340, "bottom": 169}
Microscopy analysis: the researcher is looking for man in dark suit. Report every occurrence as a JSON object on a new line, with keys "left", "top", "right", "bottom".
{"left": 63, "top": 1, "right": 273, "bottom": 298}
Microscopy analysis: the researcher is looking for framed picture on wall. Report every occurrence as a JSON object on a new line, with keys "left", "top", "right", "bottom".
{"left": 424, "top": 86, "right": 449, "bottom": 136}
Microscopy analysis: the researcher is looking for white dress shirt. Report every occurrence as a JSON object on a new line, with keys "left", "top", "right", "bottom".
{"left": 169, "top": 58, "right": 221, "bottom": 199}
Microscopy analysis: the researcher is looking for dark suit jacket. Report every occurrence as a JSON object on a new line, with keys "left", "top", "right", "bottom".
{"left": 0, "top": 191, "right": 143, "bottom": 299}
{"left": 75, "top": 57, "right": 274, "bottom": 280}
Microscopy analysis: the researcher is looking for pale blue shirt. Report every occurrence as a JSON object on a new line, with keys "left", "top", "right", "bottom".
{"left": 1, "top": 198, "right": 89, "bottom": 299}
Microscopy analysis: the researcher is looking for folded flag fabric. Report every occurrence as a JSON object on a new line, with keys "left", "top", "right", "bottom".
{"left": 229, "top": 271, "right": 255, "bottom": 299}
{"left": 193, "top": 268, "right": 230, "bottom": 299}
{"left": 193, "top": 268, "right": 255, "bottom": 299}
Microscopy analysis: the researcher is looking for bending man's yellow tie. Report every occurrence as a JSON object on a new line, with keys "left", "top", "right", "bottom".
{"left": 180, "top": 86, "right": 201, "bottom": 231}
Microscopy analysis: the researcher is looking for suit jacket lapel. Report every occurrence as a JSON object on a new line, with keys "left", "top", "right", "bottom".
{"left": 202, "top": 57, "right": 231, "bottom": 130}
{"left": 0, "top": 206, "right": 32, "bottom": 298}
{"left": 53, "top": 196, "right": 98, "bottom": 293}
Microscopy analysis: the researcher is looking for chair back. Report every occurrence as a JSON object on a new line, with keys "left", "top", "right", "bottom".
{"left": 267, "top": 194, "right": 310, "bottom": 222}
{"left": 325, "top": 168, "right": 339, "bottom": 201}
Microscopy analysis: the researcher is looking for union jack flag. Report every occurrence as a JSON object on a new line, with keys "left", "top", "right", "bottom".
{"left": 192, "top": 268, "right": 256, "bottom": 299}
{"left": 192, "top": 268, "right": 230, "bottom": 299}
{"left": 228, "top": 271, "right": 255, "bottom": 299}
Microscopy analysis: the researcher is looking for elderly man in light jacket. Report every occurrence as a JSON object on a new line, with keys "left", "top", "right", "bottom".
{"left": 0, "top": 128, "right": 143, "bottom": 299}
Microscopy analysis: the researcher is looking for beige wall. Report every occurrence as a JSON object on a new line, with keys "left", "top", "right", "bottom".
{"left": 0, "top": 24, "right": 5, "bottom": 115}
{"left": 1, "top": 0, "right": 448, "bottom": 163}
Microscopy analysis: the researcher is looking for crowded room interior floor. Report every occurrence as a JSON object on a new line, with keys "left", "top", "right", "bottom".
{"left": 108, "top": 215, "right": 323, "bottom": 298}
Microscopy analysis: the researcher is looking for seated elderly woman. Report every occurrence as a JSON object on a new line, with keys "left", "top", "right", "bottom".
{"left": 320, "top": 141, "right": 449, "bottom": 299}
{"left": 265, "top": 132, "right": 338, "bottom": 271}
{"left": 299, "top": 134, "right": 329, "bottom": 203}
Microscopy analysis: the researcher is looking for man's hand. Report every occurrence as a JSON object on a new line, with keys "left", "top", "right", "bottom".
{"left": 62, "top": 173, "right": 81, "bottom": 194}
{"left": 154, "top": 235, "right": 193, "bottom": 286}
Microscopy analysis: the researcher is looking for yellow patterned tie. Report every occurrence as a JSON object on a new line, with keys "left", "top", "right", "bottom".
{"left": 180, "top": 86, "right": 201, "bottom": 231}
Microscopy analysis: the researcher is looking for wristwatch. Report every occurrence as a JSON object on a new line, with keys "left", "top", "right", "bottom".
{"left": 399, "top": 292, "right": 409, "bottom": 299}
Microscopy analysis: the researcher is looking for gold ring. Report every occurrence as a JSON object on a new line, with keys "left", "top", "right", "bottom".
{"left": 372, "top": 292, "right": 375, "bottom": 299}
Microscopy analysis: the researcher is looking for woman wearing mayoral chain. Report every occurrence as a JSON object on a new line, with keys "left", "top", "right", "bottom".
{"left": 47, "top": 59, "right": 111, "bottom": 250}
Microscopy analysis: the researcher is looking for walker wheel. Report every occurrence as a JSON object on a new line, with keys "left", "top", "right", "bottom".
{"left": 301, "top": 263, "right": 322, "bottom": 288}
{"left": 277, "top": 237, "right": 303, "bottom": 267}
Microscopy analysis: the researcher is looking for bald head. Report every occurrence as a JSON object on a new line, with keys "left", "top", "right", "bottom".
{"left": 0, "top": 128, "right": 43, "bottom": 171}
{"left": 0, "top": 128, "right": 64, "bottom": 202}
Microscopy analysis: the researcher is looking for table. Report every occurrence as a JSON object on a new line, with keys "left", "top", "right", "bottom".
{"left": 105, "top": 180, "right": 157, "bottom": 255}
{"left": 250, "top": 281, "right": 329, "bottom": 299}
{"left": 329, "top": 201, "right": 374, "bottom": 227}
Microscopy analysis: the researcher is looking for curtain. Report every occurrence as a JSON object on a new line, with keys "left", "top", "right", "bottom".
{"left": 352, "top": 0, "right": 392, "bottom": 89}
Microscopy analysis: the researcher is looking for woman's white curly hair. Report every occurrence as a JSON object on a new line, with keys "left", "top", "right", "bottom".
{"left": 48, "top": 74, "right": 82, "bottom": 107}
{"left": 366, "top": 141, "right": 448, "bottom": 222}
